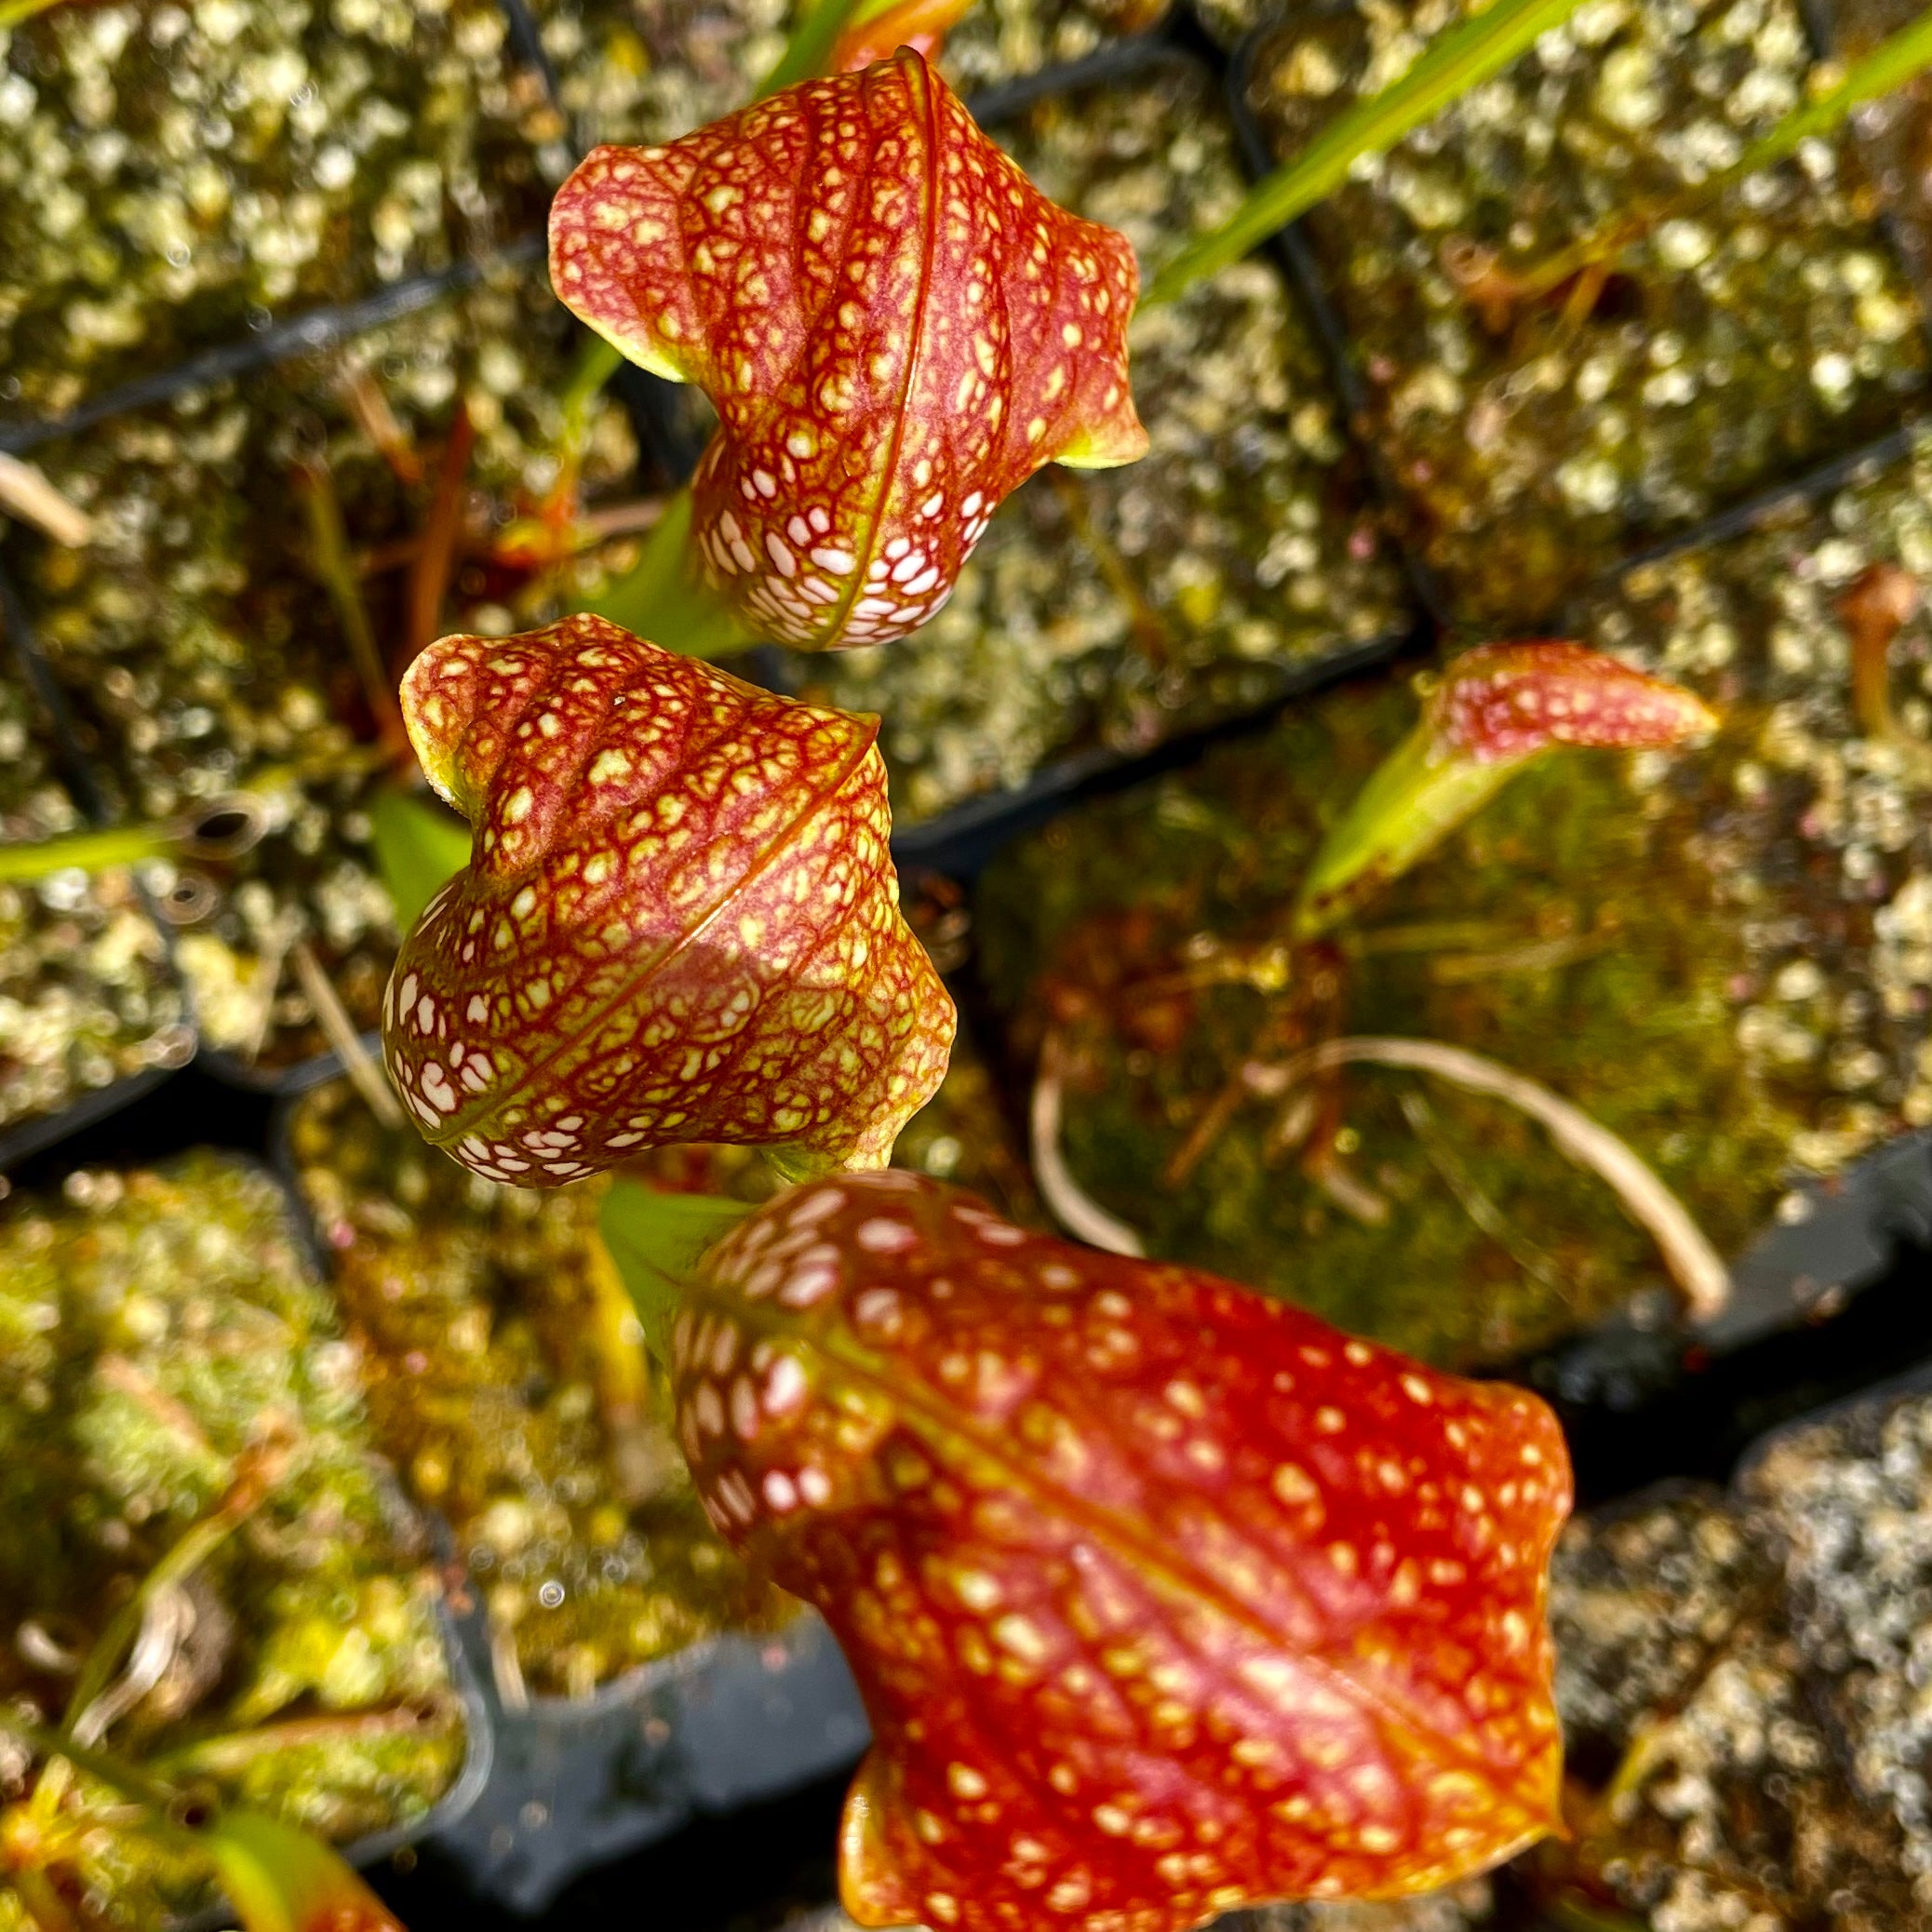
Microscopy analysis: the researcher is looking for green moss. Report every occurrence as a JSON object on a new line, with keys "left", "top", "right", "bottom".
{"left": 0, "top": 1154, "right": 463, "bottom": 1928}
{"left": 286, "top": 1080, "right": 780, "bottom": 1700}
{"left": 977, "top": 672, "right": 1824, "bottom": 1368}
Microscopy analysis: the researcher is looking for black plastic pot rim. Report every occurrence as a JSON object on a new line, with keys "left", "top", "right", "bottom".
{"left": 1731, "top": 1347, "right": 1932, "bottom": 1490}
{"left": 0, "top": 237, "right": 550, "bottom": 462}
{"left": 0, "top": 1065, "right": 181, "bottom": 1177}
{"left": 200, "top": 1033, "right": 384, "bottom": 1100}
{"left": 503, "top": 1606, "right": 826, "bottom": 1724}
{"left": 1593, "top": 414, "right": 1932, "bottom": 584}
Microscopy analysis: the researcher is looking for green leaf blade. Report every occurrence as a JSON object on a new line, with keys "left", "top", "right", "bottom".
{"left": 599, "top": 1179, "right": 757, "bottom": 1366}
{"left": 1141, "top": 0, "right": 1590, "bottom": 307}
{"left": 369, "top": 786, "right": 471, "bottom": 932}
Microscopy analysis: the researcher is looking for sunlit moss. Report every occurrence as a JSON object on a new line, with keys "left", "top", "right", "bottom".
{"left": 0, "top": 1154, "right": 463, "bottom": 1928}
{"left": 977, "top": 658, "right": 1851, "bottom": 1367}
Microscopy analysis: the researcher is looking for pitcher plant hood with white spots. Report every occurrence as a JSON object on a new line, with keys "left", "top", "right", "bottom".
{"left": 381, "top": 615, "right": 955, "bottom": 1184}
{"left": 674, "top": 1172, "right": 1571, "bottom": 1932}
{"left": 1295, "top": 640, "right": 1718, "bottom": 939}
{"left": 547, "top": 47, "right": 1148, "bottom": 652}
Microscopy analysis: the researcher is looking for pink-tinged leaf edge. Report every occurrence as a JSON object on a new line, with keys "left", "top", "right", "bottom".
{"left": 1429, "top": 641, "right": 1717, "bottom": 767}
{"left": 1295, "top": 640, "right": 1716, "bottom": 936}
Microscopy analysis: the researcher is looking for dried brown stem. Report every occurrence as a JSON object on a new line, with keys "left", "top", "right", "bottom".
{"left": 1244, "top": 1037, "right": 1731, "bottom": 1321}
{"left": 1029, "top": 1034, "right": 1145, "bottom": 1256}
{"left": 0, "top": 452, "right": 92, "bottom": 547}
{"left": 403, "top": 400, "right": 476, "bottom": 678}
{"left": 336, "top": 362, "right": 423, "bottom": 487}
{"left": 1840, "top": 561, "right": 1922, "bottom": 742}
{"left": 289, "top": 940, "right": 403, "bottom": 1130}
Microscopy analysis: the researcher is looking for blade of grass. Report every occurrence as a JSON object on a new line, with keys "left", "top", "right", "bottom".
{"left": 563, "top": 336, "right": 624, "bottom": 423}
{"left": 0, "top": 823, "right": 176, "bottom": 884}
{"left": 1140, "top": 0, "right": 1590, "bottom": 307}
{"left": 758, "top": 0, "right": 871, "bottom": 95}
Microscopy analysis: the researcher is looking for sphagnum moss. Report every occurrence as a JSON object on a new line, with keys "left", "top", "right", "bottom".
{"left": 974, "top": 644, "right": 1866, "bottom": 1368}
{"left": 0, "top": 1155, "right": 464, "bottom": 1929}
{"left": 1536, "top": 1458, "right": 1932, "bottom": 1930}
{"left": 533, "top": 0, "right": 1159, "bottom": 156}
{"left": 1576, "top": 430, "right": 1932, "bottom": 1166}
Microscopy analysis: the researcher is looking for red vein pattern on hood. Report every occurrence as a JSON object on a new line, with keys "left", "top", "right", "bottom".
{"left": 382, "top": 615, "right": 955, "bottom": 1182}
{"left": 675, "top": 1172, "right": 1571, "bottom": 1932}
{"left": 549, "top": 48, "right": 1147, "bottom": 651}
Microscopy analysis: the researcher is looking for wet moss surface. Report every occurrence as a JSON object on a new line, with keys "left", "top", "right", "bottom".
{"left": 787, "top": 60, "right": 1409, "bottom": 826}
{"left": 4, "top": 269, "right": 635, "bottom": 1079}
{"left": 1246, "top": 0, "right": 1930, "bottom": 626}
{"left": 0, "top": 0, "right": 556, "bottom": 425}
{"left": 0, "top": 669, "right": 191, "bottom": 1146}
{"left": 0, "top": 1154, "right": 464, "bottom": 1928}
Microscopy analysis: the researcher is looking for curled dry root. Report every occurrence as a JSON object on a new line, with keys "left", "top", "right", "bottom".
{"left": 1246, "top": 1037, "right": 1732, "bottom": 1322}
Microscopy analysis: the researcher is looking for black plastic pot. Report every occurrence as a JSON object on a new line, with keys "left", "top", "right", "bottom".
{"left": 175, "top": 1577, "right": 499, "bottom": 1932}
{"left": 262, "top": 1085, "right": 870, "bottom": 1915}
{"left": 427, "top": 1612, "right": 868, "bottom": 1915}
